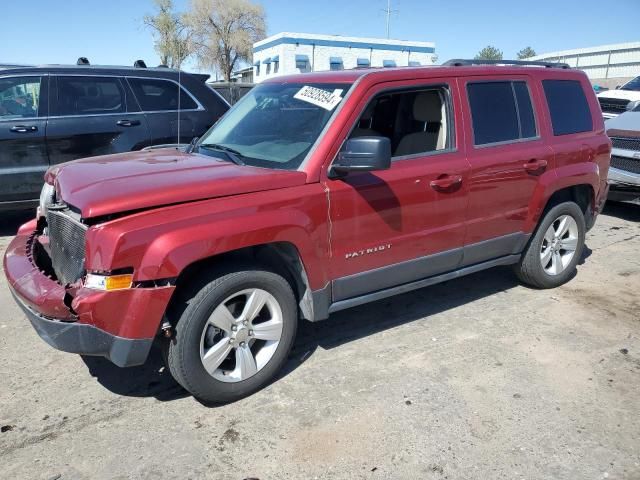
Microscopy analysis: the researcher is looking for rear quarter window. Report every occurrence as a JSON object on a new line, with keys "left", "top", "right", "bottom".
{"left": 128, "top": 77, "right": 198, "bottom": 111}
{"left": 542, "top": 80, "right": 593, "bottom": 136}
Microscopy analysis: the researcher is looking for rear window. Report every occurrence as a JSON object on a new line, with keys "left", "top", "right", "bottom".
{"left": 542, "top": 80, "right": 593, "bottom": 136}
{"left": 467, "top": 81, "right": 538, "bottom": 146}
{"left": 128, "top": 78, "right": 198, "bottom": 111}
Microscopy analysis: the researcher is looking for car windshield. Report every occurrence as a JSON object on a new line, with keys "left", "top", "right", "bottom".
{"left": 197, "top": 82, "right": 351, "bottom": 170}
{"left": 620, "top": 76, "right": 640, "bottom": 91}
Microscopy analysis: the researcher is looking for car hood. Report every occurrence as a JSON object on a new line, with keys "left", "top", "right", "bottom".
{"left": 47, "top": 148, "right": 307, "bottom": 219}
{"left": 597, "top": 89, "right": 640, "bottom": 101}
{"left": 605, "top": 110, "right": 640, "bottom": 138}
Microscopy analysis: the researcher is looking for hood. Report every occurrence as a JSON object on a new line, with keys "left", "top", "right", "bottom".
{"left": 605, "top": 110, "right": 640, "bottom": 138}
{"left": 597, "top": 89, "right": 640, "bottom": 101}
{"left": 47, "top": 149, "right": 307, "bottom": 219}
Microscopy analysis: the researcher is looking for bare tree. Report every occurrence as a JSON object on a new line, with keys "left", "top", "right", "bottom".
{"left": 186, "top": 0, "right": 266, "bottom": 81}
{"left": 144, "top": 0, "right": 192, "bottom": 68}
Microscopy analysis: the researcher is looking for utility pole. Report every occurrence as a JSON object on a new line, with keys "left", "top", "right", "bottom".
{"left": 382, "top": 0, "right": 398, "bottom": 39}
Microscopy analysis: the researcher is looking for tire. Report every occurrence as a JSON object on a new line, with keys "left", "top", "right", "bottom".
{"left": 166, "top": 268, "right": 297, "bottom": 404}
{"left": 514, "top": 201, "right": 586, "bottom": 289}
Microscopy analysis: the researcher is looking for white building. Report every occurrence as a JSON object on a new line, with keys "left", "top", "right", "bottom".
{"left": 251, "top": 32, "right": 436, "bottom": 83}
{"left": 529, "top": 42, "right": 640, "bottom": 86}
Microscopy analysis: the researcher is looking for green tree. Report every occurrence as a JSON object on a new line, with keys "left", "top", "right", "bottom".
{"left": 517, "top": 47, "right": 537, "bottom": 59}
{"left": 144, "top": 0, "right": 192, "bottom": 68}
{"left": 474, "top": 46, "right": 503, "bottom": 61}
{"left": 186, "top": 0, "right": 266, "bottom": 81}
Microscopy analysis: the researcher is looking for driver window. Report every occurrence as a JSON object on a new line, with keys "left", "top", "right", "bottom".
{"left": 350, "top": 86, "right": 452, "bottom": 158}
{"left": 0, "top": 77, "right": 41, "bottom": 119}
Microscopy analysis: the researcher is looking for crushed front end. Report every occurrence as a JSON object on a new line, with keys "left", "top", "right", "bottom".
{"left": 3, "top": 194, "right": 174, "bottom": 367}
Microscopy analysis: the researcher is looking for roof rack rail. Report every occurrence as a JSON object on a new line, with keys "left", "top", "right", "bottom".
{"left": 443, "top": 58, "right": 570, "bottom": 69}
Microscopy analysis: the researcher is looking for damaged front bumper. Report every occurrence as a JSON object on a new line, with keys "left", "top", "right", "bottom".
{"left": 3, "top": 220, "right": 175, "bottom": 367}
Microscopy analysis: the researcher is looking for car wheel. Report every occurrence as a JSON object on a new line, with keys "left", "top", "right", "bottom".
{"left": 514, "top": 201, "right": 586, "bottom": 289}
{"left": 166, "top": 268, "right": 297, "bottom": 403}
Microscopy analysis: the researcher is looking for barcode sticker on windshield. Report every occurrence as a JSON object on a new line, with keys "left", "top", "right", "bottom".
{"left": 294, "top": 86, "right": 344, "bottom": 111}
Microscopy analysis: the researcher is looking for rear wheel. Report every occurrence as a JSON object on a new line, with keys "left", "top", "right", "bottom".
{"left": 514, "top": 201, "right": 586, "bottom": 289}
{"left": 166, "top": 268, "right": 297, "bottom": 403}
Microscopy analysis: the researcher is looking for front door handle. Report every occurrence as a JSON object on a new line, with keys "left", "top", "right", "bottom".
{"left": 116, "top": 119, "right": 141, "bottom": 127}
{"left": 10, "top": 125, "right": 38, "bottom": 133}
{"left": 524, "top": 158, "right": 548, "bottom": 175}
{"left": 430, "top": 174, "right": 463, "bottom": 192}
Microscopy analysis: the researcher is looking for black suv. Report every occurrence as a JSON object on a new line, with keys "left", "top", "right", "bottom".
{"left": 0, "top": 62, "right": 229, "bottom": 210}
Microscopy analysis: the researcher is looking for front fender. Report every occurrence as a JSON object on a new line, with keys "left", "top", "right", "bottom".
{"left": 85, "top": 185, "right": 330, "bottom": 290}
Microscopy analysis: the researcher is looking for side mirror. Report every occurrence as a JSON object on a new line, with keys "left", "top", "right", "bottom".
{"left": 330, "top": 137, "right": 391, "bottom": 177}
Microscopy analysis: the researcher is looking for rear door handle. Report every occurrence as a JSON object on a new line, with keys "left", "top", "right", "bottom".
{"left": 116, "top": 119, "right": 141, "bottom": 127}
{"left": 10, "top": 125, "right": 38, "bottom": 133}
{"left": 524, "top": 158, "right": 548, "bottom": 174}
{"left": 430, "top": 174, "right": 463, "bottom": 192}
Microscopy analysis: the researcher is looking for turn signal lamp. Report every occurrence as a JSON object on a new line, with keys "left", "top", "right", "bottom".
{"left": 85, "top": 273, "right": 133, "bottom": 291}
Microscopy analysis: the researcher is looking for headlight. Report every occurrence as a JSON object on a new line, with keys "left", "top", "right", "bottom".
{"left": 626, "top": 100, "right": 640, "bottom": 112}
{"left": 38, "top": 182, "right": 55, "bottom": 218}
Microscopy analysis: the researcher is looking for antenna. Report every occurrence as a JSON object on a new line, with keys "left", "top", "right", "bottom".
{"left": 381, "top": 0, "right": 398, "bottom": 39}
{"left": 176, "top": 48, "right": 182, "bottom": 145}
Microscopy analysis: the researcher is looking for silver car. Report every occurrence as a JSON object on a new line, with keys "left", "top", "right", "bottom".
{"left": 606, "top": 104, "right": 640, "bottom": 205}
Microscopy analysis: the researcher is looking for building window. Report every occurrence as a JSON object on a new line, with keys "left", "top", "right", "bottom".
{"left": 272, "top": 55, "right": 279, "bottom": 73}
{"left": 295, "top": 54, "right": 310, "bottom": 72}
{"left": 383, "top": 60, "right": 396, "bottom": 68}
{"left": 330, "top": 57, "right": 343, "bottom": 71}
{"left": 254, "top": 62, "right": 260, "bottom": 76}
{"left": 357, "top": 58, "right": 370, "bottom": 68}
{"left": 408, "top": 61, "right": 421, "bottom": 66}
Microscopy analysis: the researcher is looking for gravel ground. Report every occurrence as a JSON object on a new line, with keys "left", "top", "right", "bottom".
{"left": 0, "top": 204, "right": 639, "bottom": 480}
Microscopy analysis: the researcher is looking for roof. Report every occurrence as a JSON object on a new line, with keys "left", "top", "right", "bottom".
{"left": 262, "top": 63, "right": 581, "bottom": 85}
{"left": 530, "top": 42, "right": 640, "bottom": 60}
{"left": 254, "top": 32, "right": 435, "bottom": 54}
{"left": 0, "top": 64, "right": 210, "bottom": 81}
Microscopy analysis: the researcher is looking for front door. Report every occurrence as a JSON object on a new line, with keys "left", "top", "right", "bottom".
{"left": 325, "top": 79, "right": 470, "bottom": 302}
{"left": 47, "top": 75, "right": 152, "bottom": 165}
{"left": 0, "top": 75, "right": 49, "bottom": 205}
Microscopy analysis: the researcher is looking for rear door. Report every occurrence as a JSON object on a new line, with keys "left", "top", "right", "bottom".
{"left": 47, "top": 75, "right": 152, "bottom": 165}
{"left": 0, "top": 74, "right": 49, "bottom": 204}
{"left": 127, "top": 76, "right": 202, "bottom": 144}
{"left": 460, "top": 75, "right": 554, "bottom": 263}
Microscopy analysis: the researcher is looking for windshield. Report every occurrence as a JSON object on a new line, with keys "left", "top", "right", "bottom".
{"left": 620, "top": 76, "right": 640, "bottom": 91}
{"left": 197, "top": 82, "right": 351, "bottom": 170}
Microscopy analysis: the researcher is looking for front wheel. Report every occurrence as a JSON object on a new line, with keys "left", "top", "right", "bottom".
{"left": 166, "top": 269, "right": 297, "bottom": 403}
{"left": 514, "top": 201, "right": 586, "bottom": 289}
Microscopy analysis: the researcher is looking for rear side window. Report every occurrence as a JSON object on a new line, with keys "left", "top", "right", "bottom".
{"left": 57, "top": 76, "right": 124, "bottom": 116}
{"left": 128, "top": 78, "right": 198, "bottom": 111}
{"left": 467, "top": 81, "right": 538, "bottom": 146}
{"left": 542, "top": 80, "right": 593, "bottom": 135}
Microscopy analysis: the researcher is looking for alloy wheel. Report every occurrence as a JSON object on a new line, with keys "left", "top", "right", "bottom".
{"left": 540, "top": 214, "right": 579, "bottom": 276}
{"left": 199, "top": 288, "right": 283, "bottom": 383}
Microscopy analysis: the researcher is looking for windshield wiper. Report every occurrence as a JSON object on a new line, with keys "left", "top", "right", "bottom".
{"left": 198, "top": 143, "right": 245, "bottom": 165}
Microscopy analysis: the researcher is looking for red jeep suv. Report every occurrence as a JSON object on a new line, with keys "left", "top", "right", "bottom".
{"left": 4, "top": 60, "right": 610, "bottom": 403}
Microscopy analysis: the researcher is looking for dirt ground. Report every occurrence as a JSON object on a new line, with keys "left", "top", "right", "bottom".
{"left": 0, "top": 203, "right": 639, "bottom": 480}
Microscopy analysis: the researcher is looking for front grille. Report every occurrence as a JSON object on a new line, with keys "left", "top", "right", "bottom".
{"left": 610, "top": 136, "right": 640, "bottom": 152}
{"left": 599, "top": 98, "right": 630, "bottom": 115}
{"left": 611, "top": 154, "right": 640, "bottom": 174}
{"left": 46, "top": 208, "right": 87, "bottom": 285}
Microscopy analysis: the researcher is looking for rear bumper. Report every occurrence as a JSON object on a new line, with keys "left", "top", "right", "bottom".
{"left": 11, "top": 289, "right": 153, "bottom": 367}
{"left": 3, "top": 223, "right": 174, "bottom": 367}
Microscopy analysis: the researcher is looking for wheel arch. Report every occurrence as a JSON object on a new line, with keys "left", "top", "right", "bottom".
{"left": 170, "top": 241, "right": 319, "bottom": 322}
{"left": 525, "top": 163, "right": 599, "bottom": 233}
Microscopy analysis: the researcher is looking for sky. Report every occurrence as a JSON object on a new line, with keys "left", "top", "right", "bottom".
{"left": 1, "top": 0, "right": 638, "bottom": 75}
